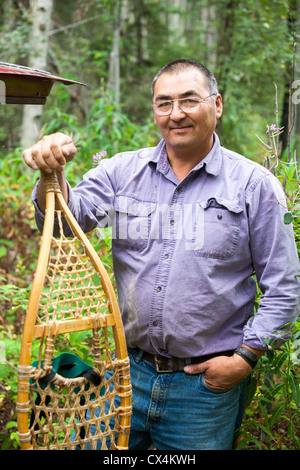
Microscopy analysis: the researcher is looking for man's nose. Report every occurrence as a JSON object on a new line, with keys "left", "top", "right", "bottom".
{"left": 170, "top": 101, "right": 186, "bottom": 120}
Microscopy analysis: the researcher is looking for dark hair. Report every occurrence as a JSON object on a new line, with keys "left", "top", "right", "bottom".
{"left": 151, "top": 59, "right": 219, "bottom": 96}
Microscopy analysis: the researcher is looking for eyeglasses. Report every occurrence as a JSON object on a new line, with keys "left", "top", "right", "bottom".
{"left": 152, "top": 93, "right": 217, "bottom": 116}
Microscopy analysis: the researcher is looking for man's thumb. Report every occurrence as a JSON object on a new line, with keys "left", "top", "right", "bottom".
{"left": 62, "top": 141, "right": 77, "bottom": 161}
{"left": 184, "top": 362, "right": 208, "bottom": 375}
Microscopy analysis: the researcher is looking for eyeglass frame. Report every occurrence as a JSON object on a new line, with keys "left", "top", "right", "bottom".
{"left": 152, "top": 93, "right": 217, "bottom": 116}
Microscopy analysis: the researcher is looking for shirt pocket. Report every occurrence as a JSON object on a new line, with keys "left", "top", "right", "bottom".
{"left": 192, "top": 197, "right": 243, "bottom": 260}
{"left": 113, "top": 195, "right": 156, "bottom": 252}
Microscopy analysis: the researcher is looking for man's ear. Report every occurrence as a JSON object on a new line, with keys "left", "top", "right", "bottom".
{"left": 215, "top": 94, "right": 223, "bottom": 121}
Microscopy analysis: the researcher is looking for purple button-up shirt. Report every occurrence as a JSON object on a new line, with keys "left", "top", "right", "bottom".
{"left": 33, "top": 133, "right": 299, "bottom": 358}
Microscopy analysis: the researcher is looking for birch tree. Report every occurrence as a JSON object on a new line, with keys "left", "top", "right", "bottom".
{"left": 109, "top": 0, "right": 130, "bottom": 108}
{"left": 292, "top": 0, "right": 300, "bottom": 163}
{"left": 108, "top": 0, "right": 130, "bottom": 152}
{"left": 201, "top": 1, "right": 217, "bottom": 70}
{"left": 20, "top": 0, "right": 53, "bottom": 147}
{"left": 168, "top": 0, "right": 187, "bottom": 47}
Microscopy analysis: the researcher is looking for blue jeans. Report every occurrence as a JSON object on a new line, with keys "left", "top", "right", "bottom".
{"left": 127, "top": 348, "right": 248, "bottom": 450}
{"left": 84, "top": 348, "right": 248, "bottom": 450}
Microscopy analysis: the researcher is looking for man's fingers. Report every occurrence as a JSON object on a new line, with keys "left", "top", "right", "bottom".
{"left": 62, "top": 142, "right": 77, "bottom": 161}
{"left": 48, "top": 140, "right": 66, "bottom": 167}
{"left": 23, "top": 148, "right": 39, "bottom": 170}
{"left": 32, "top": 141, "right": 54, "bottom": 173}
{"left": 40, "top": 137, "right": 64, "bottom": 172}
{"left": 23, "top": 142, "right": 52, "bottom": 172}
{"left": 184, "top": 361, "right": 208, "bottom": 375}
{"left": 49, "top": 133, "right": 77, "bottom": 161}
{"left": 22, "top": 133, "right": 77, "bottom": 172}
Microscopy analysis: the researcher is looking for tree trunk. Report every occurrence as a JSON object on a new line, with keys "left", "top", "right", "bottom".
{"left": 215, "top": 0, "right": 239, "bottom": 98}
{"left": 292, "top": 0, "right": 300, "bottom": 164}
{"left": 109, "top": 0, "right": 121, "bottom": 109}
{"left": 134, "top": 0, "right": 149, "bottom": 66}
{"left": 168, "top": 0, "right": 187, "bottom": 47}
{"left": 20, "top": 0, "right": 53, "bottom": 148}
{"left": 279, "top": 0, "right": 298, "bottom": 161}
{"left": 108, "top": 0, "right": 130, "bottom": 153}
{"left": 201, "top": 1, "right": 217, "bottom": 70}
{"left": 109, "top": 0, "right": 129, "bottom": 108}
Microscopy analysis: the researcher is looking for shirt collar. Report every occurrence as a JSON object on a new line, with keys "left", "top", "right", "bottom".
{"left": 149, "top": 132, "right": 222, "bottom": 177}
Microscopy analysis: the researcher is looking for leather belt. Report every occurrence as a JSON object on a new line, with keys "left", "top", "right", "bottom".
{"left": 134, "top": 349, "right": 235, "bottom": 373}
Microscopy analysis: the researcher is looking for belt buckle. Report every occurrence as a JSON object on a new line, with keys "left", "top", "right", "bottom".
{"left": 154, "top": 355, "right": 174, "bottom": 373}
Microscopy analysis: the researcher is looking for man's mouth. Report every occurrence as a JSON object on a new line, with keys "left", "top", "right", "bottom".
{"left": 170, "top": 125, "right": 192, "bottom": 131}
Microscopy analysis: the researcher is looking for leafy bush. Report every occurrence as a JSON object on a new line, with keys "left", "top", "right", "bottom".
{"left": 236, "top": 124, "right": 300, "bottom": 450}
{"left": 41, "top": 90, "right": 160, "bottom": 186}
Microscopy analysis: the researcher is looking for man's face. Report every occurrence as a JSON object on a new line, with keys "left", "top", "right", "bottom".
{"left": 152, "top": 68, "right": 223, "bottom": 158}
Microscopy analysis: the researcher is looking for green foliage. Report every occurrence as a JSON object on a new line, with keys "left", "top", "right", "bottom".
{"left": 0, "top": 0, "right": 294, "bottom": 157}
{"left": 0, "top": 280, "right": 29, "bottom": 323}
{"left": 0, "top": 5, "right": 31, "bottom": 61}
{"left": 236, "top": 125, "right": 300, "bottom": 450}
{"left": 41, "top": 89, "right": 160, "bottom": 185}
{"left": 0, "top": 326, "right": 22, "bottom": 394}
{"left": 237, "top": 338, "right": 300, "bottom": 450}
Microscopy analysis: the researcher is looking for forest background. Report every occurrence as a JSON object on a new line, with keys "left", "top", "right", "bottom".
{"left": 0, "top": 0, "right": 299, "bottom": 450}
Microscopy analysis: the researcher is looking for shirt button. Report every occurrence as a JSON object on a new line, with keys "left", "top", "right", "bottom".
{"left": 156, "top": 286, "right": 162, "bottom": 292}
{"left": 170, "top": 219, "right": 175, "bottom": 225}
{"left": 164, "top": 253, "right": 169, "bottom": 259}
{"left": 177, "top": 187, "right": 182, "bottom": 193}
{"left": 153, "top": 320, "right": 158, "bottom": 326}
{"left": 217, "top": 214, "right": 223, "bottom": 220}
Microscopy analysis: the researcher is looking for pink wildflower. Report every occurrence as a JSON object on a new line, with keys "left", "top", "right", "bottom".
{"left": 92, "top": 151, "right": 107, "bottom": 166}
{"left": 266, "top": 124, "right": 280, "bottom": 135}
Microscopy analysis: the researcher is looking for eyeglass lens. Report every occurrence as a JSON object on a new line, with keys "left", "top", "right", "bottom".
{"left": 153, "top": 94, "right": 216, "bottom": 116}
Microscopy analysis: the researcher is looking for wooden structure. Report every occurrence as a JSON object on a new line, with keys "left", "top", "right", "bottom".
{"left": 0, "top": 61, "right": 85, "bottom": 104}
{"left": 17, "top": 172, "right": 132, "bottom": 450}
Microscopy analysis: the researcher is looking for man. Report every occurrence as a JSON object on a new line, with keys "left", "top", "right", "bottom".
{"left": 23, "top": 60, "right": 299, "bottom": 450}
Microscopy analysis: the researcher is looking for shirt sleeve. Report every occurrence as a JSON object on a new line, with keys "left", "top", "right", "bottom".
{"left": 32, "top": 155, "right": 121, "bottom": 235}
{"left": 242, "top": 171, "right": 300, "bottom": 350}
{"left": 32, "top": 179, "right": 75, "bottom": 236}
